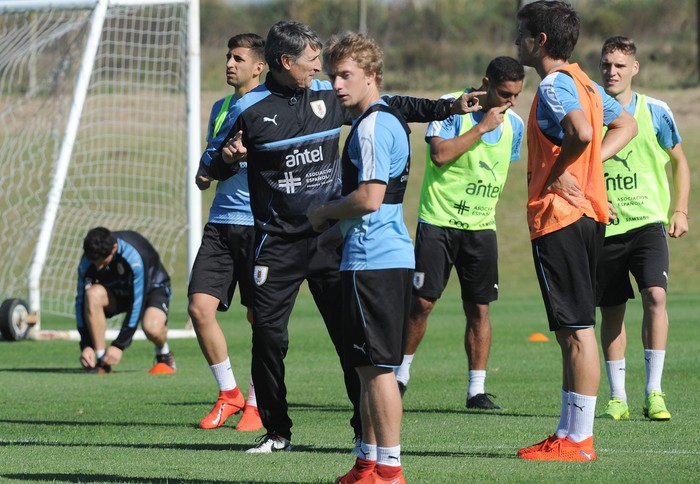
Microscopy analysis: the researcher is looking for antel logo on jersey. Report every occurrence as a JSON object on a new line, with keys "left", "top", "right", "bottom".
{"left": 285, "top": 146, "right": 324, "bottom": 168}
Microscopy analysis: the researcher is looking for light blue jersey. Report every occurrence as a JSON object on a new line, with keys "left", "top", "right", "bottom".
{"left": 537, "top": 69, "right": 622, "bottom": 142}
{"left": 340, "top": 101, "right": 415, "bottom": 271}
{"left": 205, "top": 95, "right": 253, "bottom": 226}
{"left": 623, "top": 93, "right": 681, "bottom": 149}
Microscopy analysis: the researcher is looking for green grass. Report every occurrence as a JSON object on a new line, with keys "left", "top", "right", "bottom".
{"left": 2, "top": 288, "right": 699, "bottom": 482}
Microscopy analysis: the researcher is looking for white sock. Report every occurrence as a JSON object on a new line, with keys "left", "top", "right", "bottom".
{"left": 246, "top": 376, "right": 257, "bottom": 407}
{"left": 210, "top": 357, "right": 237, "bottom": 391}
{"left": 555, "top": 388, "right": 569, "bottom": 438}
{"left": 394, "top": 354, "right": 414, "bottom": 385}
{"left": 468, "top": 370, "right": 486, "bottom": 399}
{"left": 566, "top": 392, "right": 597, "bottom": 442}
{"left": 645, "top": 349, "right": 666, "bottom": 395}
{"left": 377, "top": 445, "right": 401, "bottom": 467}
{"left": 605, "top": 358, "right": 627, "bottom": 401}
{"left": 360, "top": 441, "right": 377, "bottom": 461}
{"left": 96, "top": 348, "right": 106, "bottom": 360}
{"left": 156, "top": 342, "right": 170, "bottom": 355}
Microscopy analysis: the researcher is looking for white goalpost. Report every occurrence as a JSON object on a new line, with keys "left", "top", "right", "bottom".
{"left": 0, "top": 0, "right": 201, "bottom": 341}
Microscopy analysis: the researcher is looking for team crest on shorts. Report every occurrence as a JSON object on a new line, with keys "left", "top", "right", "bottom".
{"left": 413, "top": 272, "right": 425, "bottom": 289}
{"left": 254, "top": 265, "right": 269, "bottom": 286}
{"left": 310, "top": 100, "right": 326, "bottom": 119}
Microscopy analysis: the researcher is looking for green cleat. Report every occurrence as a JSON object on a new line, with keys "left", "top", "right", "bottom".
{"left": 601, "top": 398, "right": 629, "bottom": 420}
{"left": 644, "top": 391, "right": 671, "bottom": 421}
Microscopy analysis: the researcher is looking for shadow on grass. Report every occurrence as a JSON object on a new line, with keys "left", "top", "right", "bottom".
{"left": 0, "top": 367, "right": 138, "bottom": 374}
{"left": 0, "top": 418, "right": 193, "bottom": 429}
{"left": 0, "top": 368, "right": 86, "bottom": 374}
{"left": 0, "top": 474, "right": 310, "bottom": 484}
{"left": 0, "top": 439, "right": 516, "bottom": 461}
{"left": 404, "top": 407, "right": 558, "bottom": 418}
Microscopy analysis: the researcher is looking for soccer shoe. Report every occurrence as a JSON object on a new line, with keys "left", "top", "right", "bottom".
{"left": 148, "top": 351, "right": 177, "bottom": 374}
{"left": 86, "top": 359, "right": 112, "bottom": 374}
{"left": 235, "top": 405, "right": 262, "bottom": 432}
{"left": 245, "top": 433, "right": 292, "bottom": 453}
{"left": 199, "top": 392, "right": 245, "bottom": 429}
{"left": 335, "top": 458, "right": 376, "bottom": 483}
{"left": 600, "top": 398, "right": 630, "bottom": 420}
{"left": 466, "top": 393, "right": 501, "bottom": 410}
{"left": 397, "top": 381, "right": 407, "bottom": 398}
{"left": 517, "top": 434, "right": 558, "bottom": 456}
{"left": 358, "top": 466, "right": 406, "bottom": 484}
{"left": 519, "top": 436, "right": 596, "bottom": 461}
{"left": 644, "top": 391, "right": 671, "bottom": 421}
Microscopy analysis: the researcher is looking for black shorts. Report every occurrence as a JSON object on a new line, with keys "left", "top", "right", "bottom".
{"left": 413, "top": 222, "right": 498, "bottom": 303}
{"left": 188, "top": 223, "right": 255, "bottom": 310}
{"left": 597, "top": 223, "right": 669, "bottom": 307}
{"left": 531, "top": 216, "right": 605, "bottom": 331}
{"left": 342, "top": 269, "right": 413, "bottom": 368}
{"left": 108, "top": 285, "right": 171, "bottom": 324}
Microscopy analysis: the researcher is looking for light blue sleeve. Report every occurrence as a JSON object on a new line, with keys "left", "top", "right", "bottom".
{"left": 647, "top": 97, "right": 682, "bottom": 149}
{"left": 595, "top": 82, "right": 623, "bottom": 126}
{"left": 508, "top": 111, "right": 524, "bottom": 162}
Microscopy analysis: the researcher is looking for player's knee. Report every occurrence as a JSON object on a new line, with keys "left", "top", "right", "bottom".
{"left": 84, "top": 284, "right": 108, "bottom": 311}
{"left": 642, "top": 286, "right": 666, "bottom": 310}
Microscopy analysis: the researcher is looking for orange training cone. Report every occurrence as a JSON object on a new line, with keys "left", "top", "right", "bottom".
{"left": 528, "top": 332, "right": 550, "bottom": 342}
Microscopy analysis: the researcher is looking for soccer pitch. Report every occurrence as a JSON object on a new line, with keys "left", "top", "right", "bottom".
{"left": 1, "top": 289, "right": 698, "bottom": 482}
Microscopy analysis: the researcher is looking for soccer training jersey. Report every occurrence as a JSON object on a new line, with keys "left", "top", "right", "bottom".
{"left": 203, "top": 94, "right": 253, "bottom": 226}
{"left": 339, "top": 100, "right": 415, "bottom": 271}
{"left": 527, "top": 63, "right": 622, "bottom": 239}
{"left": 604, "top": 93, "right": 680, "bottom": 236}
{"left": 420, "top": 90, "right": 524, "bottom": 231}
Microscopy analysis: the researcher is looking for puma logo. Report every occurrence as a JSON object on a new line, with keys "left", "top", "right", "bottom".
{"left": 572, "top": 403, "right": 585, "bottom": 412}
{"left": 263, "top": 114, "right": 278, "bottom": 125}
{"left": 479, "top": 160, "right": 499, "bottom": 181}
{"left": 353, "top": 343, "right": 367, "bottom": 355}
{"left": 611, "top": 150, "right": 632, "bottom": 171}
{"left": 579, "top": 450, "right": 594, "bottom": 460}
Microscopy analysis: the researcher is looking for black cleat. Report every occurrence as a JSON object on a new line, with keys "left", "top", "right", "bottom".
{"left": 86, "top": 358, "right": 112, "bottom": 374}
{"left": 466, "top": 393, "right": 501, "bottom": 410}
{"left": 397, "top": 381, "right": 407, "bottom": 398}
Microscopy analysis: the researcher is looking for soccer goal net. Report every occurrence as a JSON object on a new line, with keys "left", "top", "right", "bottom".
{"left": 0, "top": 0, "right": 201, "bottom": 340}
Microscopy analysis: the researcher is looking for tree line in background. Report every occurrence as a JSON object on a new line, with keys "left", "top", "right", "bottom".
{"left": 200, "top": 0, "right": 696, "bottom": 91}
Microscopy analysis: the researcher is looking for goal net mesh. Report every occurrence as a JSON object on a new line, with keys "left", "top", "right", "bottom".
{"left": 0, "top": 3, "right": 190, "bottom": 323}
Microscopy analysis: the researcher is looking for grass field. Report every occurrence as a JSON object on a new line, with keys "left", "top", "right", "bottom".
{"left": 1, "top": 288, "right": 699, "bottom": 482}
{"left": 2, "top": 84, "right": 699, "bottom": 482}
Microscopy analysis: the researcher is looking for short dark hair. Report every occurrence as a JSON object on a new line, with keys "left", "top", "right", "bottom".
{"left": 485, "top": 56, "right": 525, "bottom": 85}
{"left": 265, "top": 20, "right": 322, "bottom": 72}
{"left": 323, "top": 32, "right": 384, "bottom": 88}
{"left": 517, "top": 0, "right": 580, "bottom": 61}
{"left": 228, "top": 32, "right": 265, "bottom": 62}
{"left": 601, "top": 35, "right": 637, "bottom": 57}
{"left": 83, "top": 227, "right": 116, "bottom": 261}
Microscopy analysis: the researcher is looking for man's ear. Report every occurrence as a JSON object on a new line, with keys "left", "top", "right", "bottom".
{"left": 280, "top": 54, "right": 293, "bottom": 71}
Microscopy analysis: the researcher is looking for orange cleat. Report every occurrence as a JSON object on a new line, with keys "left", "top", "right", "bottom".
{"left": 335, "top": 458, "right": 376, "bottom": 484}
{"left": 517, "top": 434, "right": 558, "bottom": 456}
{"left": 199, "top": 390, "right": 245, "bottom": 429}
{"left": 235, "top": 404, "right": 263, "bottom": 432}
{"left": 519, "top": 435, "right": 596, "bottom": 461}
